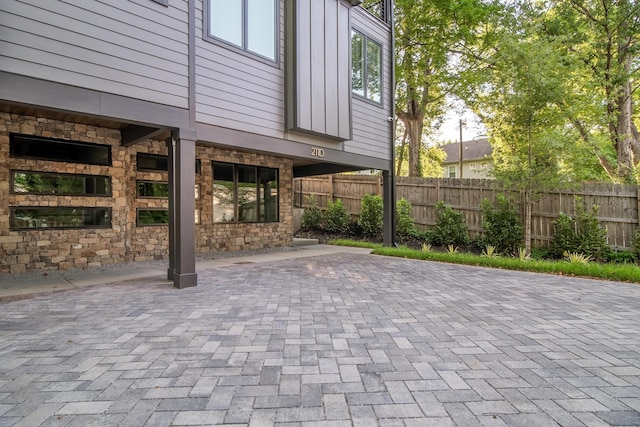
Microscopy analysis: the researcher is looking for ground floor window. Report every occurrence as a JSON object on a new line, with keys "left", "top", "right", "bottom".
{"left": 137, "top": 209, "right": 169, "bottom": 225}
{"left": 213, "top": 161, "right": 278, "bottom": 223}
{"left": 12, "top": 171, "right": 111, "bottom": 196}
{"left": 10, "top": 207, "right": 111, "bottom": 230}
{"left": 10, "top": 134, "right": 111, "bottom": 166}
{"left": 136, "top": 209, "right": 201, "bottom": 226}
{"left": 137, "top": 181, "right": 169, "bottom": 197}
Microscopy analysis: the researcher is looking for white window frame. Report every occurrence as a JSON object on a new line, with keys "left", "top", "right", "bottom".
{"left": 205, "top": 0, "right": 278, "bottom": 64}
{"left": 351, "top": 29, "right": 383, "bottom": 105}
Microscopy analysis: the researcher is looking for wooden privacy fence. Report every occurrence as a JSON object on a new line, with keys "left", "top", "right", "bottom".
{"left": 294, "top": 175, "right": 640, "bottom": 250}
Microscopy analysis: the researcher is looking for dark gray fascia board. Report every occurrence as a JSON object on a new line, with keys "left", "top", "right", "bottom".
{"left": 351, "top": 0, "right": 362, "bottom": 5}
{"left": 0, "top": 72, "right": 190, "bottom": 129}
{"left": 196, "top": 122, "right": 389, "bottom": 171}
{"left": 121, "top": 125, "right": 166, "bottom": 146}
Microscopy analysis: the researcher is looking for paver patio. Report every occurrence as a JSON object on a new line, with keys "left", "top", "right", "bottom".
{"left": 1, "top": 250, "right": 640, "bottom": 426}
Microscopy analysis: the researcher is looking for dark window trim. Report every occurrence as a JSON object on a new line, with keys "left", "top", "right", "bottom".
{"left": 203, "top": 0, "right": 280, "bottom": 66}
{"left": 151, "top": 0, "right": 169, "bottom": 6}
{"left": 351, "top": 28, "right": 384, "bottom": 107}
{"left": 136, "top": 208, "right": 169, "bottom": 226}
{"left": 10, "top": 134, "right": 112, "bottom": 166}
{"left": 212, "top": 161, "right": 279, "bottom": 224}
{"left": 10, "top": 207, "right": 112, "bottom": 230}
{"left": 11, "top": 170, "right": 112, "bottom": 197}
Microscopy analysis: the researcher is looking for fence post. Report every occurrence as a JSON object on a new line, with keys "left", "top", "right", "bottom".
{"left": 637, "top": 186, "right": 640, "bottom": 229}
{"left": 328, "top": 175, "right": 334, "bottom": 203}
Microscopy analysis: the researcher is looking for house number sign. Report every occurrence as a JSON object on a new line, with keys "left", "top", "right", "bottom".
{"left": 310, "top": 147, "right": 325, "bottom": 157}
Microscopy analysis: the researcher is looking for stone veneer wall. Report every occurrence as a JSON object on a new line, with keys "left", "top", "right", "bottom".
{"left": 0, "top": 113, "right": 293, "bottom": 273}
{"left": 195, "top": 146, "right": 293, "bottom": 252}
{"left": 131, "top": 141, "right": 170, "bottom": 262}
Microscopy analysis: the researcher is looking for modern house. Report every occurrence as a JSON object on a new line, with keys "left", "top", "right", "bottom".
{"left": 0, "top": 0, "right": 395, "bottom": 287}
{"left": 441, "top": 138, "right": 493, "bottom": 179}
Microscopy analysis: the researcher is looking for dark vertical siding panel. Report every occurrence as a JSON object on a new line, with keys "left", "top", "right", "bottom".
{"left": 288, "top": 0, "right": 352, "bottom": 141}
{"left": 310, "top": 0, "right": 326, "bottom": 134}
{"left": 337, "top": 3, "right": 351, "bottom": 139}
{"left": 324, "top": 1, "right": 339, "bottom": 137}
{"left": 296, "top": 0, "right": 312, "bottom": 130}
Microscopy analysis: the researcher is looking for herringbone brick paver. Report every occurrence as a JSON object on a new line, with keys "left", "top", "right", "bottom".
{"left": 2, "top": 252, "right": 640, "bottom": 425}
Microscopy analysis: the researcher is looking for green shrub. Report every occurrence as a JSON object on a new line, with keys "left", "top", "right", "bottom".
{"left": 324, "top": 199, "right": 350, "bottom": 232}
{"left": 430, "top": 201, "right": 470, "bottom": 246}
{"left": 358, "top": 194, "right": 384, "bottom": 238}
{"left": 301, "top": 195, "right": 322, "bottom": 230}
{"left": 550, "top": 197, "right": 610, "bottom": 262}
{"left": 575, "top": 201, "right": 610, "bottom": 262}
{"left": 480, "top": 195, "right": 523, "bottom": 255}
{"left": 633, "top": 228, "right": 640, "bottom": 262}
{"left": 396, "top": 198, "right": 416, "bottom": 238}
{"left": 530, "top": 245, "right": 553, "bottom": 260}
{"left": 551, "top": 212, "right": 576, "bottom": 258}
{"left": 608, "top": 250, "right": 636, "bottom": 264}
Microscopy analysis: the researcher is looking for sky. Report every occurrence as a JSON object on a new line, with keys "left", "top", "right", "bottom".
{"left": 434, "top": 103, "right": 486, "bottom": 145}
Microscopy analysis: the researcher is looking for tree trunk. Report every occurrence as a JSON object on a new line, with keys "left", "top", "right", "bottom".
{"left": 407, "top": 116, "right": 424, "bottom": 177}
{"left": 616, "top": 54, "right": 640, "bottom": 181}
{"left": 396, "top": 127, "right": 408, "bottom": 176}
{"left": 397, "top": 95, "right": 425, "bottom": 177}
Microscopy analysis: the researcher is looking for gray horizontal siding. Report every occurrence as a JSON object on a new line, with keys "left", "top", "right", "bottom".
{"left": 351, "top": 101, "right": 391, "bottom": 158}
{"left": 345, "top": 8, "right": 392, "bottom": 162}
{"left": 195, "top": 1, "right": 286, "bottom": 138}
{"left": 0, "top": 0, "right": 189, "bottom": 108}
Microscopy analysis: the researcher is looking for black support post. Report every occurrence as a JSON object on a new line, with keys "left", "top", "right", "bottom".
{"left": 168, "top": 128, "right": 197, "bottom": 288}
{"left": 383, "top": 169, "right": 396, "bottom": 246}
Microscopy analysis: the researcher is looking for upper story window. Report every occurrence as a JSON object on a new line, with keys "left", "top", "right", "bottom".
{"left": 351, "top": 29, "right": 382, "bottom": 104}
{"left": 207, "top": 0, "right": 277, "bottom": 62}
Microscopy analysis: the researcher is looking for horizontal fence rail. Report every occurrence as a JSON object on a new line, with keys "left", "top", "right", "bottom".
{"left": 294, "top": 176, "right": 640, "bottom": 250}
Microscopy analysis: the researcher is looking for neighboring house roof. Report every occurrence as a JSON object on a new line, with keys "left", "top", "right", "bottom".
{"left": 441, "top": 138, "right": 492, "bottom": 164}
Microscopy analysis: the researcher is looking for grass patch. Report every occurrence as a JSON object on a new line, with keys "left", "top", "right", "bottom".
{"left": 367, "top": 245, "right": 640, "bottom": 283}
{"left": 329, "top": 239, "right": 383, "bottom": 249}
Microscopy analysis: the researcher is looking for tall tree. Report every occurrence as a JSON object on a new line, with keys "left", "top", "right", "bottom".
{"left": 392, "top": 0, "right": 495, "bottom": 176}
{"left": 543, "top": 0, "right": 640, "bottom": 182}
{"left": 462, "top": 3, "right": 570, "bottom": 253}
